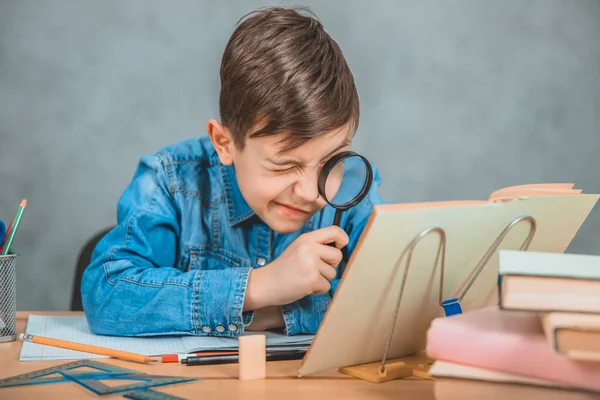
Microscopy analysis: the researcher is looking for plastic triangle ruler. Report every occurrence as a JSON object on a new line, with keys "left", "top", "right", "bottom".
{"left": 0, "top": 359, "right": 197, "bottom": 395}
{"left": 124, "top": 389, "right": 188, "bottom": 400}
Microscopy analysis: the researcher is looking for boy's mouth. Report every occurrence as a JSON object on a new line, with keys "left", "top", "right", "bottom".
{"left": 274, "top": 202, "right": 311, "bottom": 217}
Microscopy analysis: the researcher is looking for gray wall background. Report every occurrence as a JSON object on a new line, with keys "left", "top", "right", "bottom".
{"left": 1, "top": 0, "right": 599, "bottom": 311}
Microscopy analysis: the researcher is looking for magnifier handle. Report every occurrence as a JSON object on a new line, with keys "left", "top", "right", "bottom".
{"left": 333, "top": 209, "right": 342, "bottom": 227}
{"left": 328, "top": 210, "right": 343, "bottom": 247}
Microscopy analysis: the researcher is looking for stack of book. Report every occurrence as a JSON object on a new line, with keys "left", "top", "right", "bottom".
{"left": 425, "top": 250, "right": 600, "bottom": 400}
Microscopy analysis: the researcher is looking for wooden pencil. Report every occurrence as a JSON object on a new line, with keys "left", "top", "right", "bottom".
{"left": 19, "top": 333, "right": 153, "bottom": 363}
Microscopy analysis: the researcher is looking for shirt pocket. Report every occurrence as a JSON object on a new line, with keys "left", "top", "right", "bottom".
{"left": 181, "top": 244, "right": 246, "bottom": 271}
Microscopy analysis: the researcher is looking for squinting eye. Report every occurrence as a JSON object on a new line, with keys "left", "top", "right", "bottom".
{"left": 270, "top": 167, "right": 295, "bottom": 173}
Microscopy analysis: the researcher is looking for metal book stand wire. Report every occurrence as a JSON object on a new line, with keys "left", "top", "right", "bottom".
{"left": 378, "top": 215, "right": 538, "bottom": 374}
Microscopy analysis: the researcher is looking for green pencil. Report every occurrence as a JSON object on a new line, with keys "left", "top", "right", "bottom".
{"left": 1, "top": 198, "right": 27, "bottom": 256}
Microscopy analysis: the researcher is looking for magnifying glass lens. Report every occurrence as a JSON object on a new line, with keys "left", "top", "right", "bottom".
{"left": 324, "top": 154, "right": 369, "bottom": 207}
{"left": 318, "top": 150, "right": 373, "bottom": 236}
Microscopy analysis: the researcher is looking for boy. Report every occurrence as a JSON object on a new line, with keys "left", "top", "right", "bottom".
{"left": 81, "top": 6, "right": 383, "bottom": 337}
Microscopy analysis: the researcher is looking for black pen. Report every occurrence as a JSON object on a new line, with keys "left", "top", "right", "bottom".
{"left": 181, "top": 350, "right": 306, "bottom": 366}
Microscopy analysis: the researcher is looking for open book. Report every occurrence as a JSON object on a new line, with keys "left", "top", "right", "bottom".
{"left": 298, "top": 183, "right": 598, "bottom": 376}
{"left": 20, "top": 315, "right": 313, "bottom": 361}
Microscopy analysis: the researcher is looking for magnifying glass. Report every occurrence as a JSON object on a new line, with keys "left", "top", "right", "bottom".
{"left": 318, "top": 151, "right": 373, "bottom": 233}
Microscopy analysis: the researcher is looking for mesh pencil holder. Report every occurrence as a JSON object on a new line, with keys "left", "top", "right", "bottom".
{"left": 0, "top": 254, "right": 17, "bottom": 343}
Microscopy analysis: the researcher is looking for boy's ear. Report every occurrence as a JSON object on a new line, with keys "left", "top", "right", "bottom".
{"left": 206, "top": 119, "right": 234, "bottom": 165}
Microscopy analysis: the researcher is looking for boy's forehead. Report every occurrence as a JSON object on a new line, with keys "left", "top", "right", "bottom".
{"left": 271, "top": 127, "right": 352, "bottom": 157}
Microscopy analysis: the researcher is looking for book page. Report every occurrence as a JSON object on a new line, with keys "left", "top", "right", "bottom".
{"left": 489, "top": 183, "right": 579, "bottom": 202}
{"left": 19, "top": 315, "right": 313, "bottom": 361}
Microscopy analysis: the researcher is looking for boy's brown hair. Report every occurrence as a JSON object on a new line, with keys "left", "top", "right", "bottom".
{"left": 219, "top": 6, "right": 359, "bottom": 151}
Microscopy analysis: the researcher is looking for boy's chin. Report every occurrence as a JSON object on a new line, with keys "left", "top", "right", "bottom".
{"left": 262, "top": 216, "right": 310, "bottom": 234}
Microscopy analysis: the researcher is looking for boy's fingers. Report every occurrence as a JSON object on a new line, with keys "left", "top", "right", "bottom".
{"left": 312, "top": 276, "right": 331, "bottom": 295}
{"left": 318, "top": 245, "right": 343, "bottom": 268}
{"left": 309, "top": 226, "right": 349, "bottom": 248}
{"left": 318, "top": 261, "right": 337, "bottom": 281}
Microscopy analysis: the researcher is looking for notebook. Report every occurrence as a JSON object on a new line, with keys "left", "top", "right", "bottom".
{"left": 499, "top": 250, "right": 600, "bottom": 313}
{"left": 19, "top": 314, "right": 313, "bottom": 361}
{"left": 426, "top": 306, "right": 600, "bottom": 392}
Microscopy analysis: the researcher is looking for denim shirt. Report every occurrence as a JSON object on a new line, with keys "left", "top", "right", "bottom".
{"left": 81, "top": 135, "right": 383, "bottom": 337}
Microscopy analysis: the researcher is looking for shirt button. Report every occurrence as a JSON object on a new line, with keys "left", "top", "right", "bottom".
{"left": 256, "top": 257, "right": 266, "bottom": 266}
{"left": 201, "top": 326, "right": 211, "bottom": 333}
{"left": 215, "top": 325, "right": 225, "bottom": 333}
{"left": 228, "top": 324, "right": 238, "bottom": 332}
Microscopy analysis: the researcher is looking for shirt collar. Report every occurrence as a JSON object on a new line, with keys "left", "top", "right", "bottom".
{"left": 220, "top": 164, "right": 256, "bottom": 227}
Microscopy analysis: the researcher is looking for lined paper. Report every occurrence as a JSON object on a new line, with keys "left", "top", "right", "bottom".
{"left": 19, "top": 315, "right": 313, "bottom": 361}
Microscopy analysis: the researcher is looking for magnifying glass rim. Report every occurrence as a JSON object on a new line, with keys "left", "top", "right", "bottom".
{"left": 318, "top": 150, "right": 373, "bottom": 210}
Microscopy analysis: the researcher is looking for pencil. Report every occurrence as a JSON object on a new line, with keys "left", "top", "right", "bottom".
{"left": 1, "top": 198, "right": 27, "bottom": 255}
{"left": 19, "top": 333, "right": 154, "bottom": 363}
{"left": 160, "top": 350, "right": 238, "bottom": 363}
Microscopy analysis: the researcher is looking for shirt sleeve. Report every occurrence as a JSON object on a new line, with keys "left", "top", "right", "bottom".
{"left": 280, "top": 164, "right": 384, "bottom": 335}
{"left": 81, "top": 154, "right": 253, "bottom": 337}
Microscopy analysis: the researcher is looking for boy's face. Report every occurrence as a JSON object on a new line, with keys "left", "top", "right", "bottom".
{"left": 208, "top": 120, "right": 351, "bottom": 234}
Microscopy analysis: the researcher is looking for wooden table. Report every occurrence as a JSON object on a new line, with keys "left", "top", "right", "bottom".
{"left": 0, "top": 312, "right": 434, "bottom": 399}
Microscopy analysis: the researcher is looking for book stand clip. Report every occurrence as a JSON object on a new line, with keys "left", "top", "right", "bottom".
{"left": 338, "top": 215, "right": 537, "bottom": 383}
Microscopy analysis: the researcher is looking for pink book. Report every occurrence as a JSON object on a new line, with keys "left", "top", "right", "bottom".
{"left": 426, "top": 306, "right": 600, "bottom": 392}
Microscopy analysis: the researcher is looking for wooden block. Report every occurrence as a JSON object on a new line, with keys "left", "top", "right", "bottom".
{"left": 338, "top": 351, "right": 434, "bottom": 383}
{"left": 339, "top": 359, "right": 413, "bottom": 383}
{"left": 238, "top": 334, "right": 266, "bottom": 381}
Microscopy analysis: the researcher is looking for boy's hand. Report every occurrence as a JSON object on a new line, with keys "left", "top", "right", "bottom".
{"left": 244, "top": 226, "right": 349, "bottom": 310}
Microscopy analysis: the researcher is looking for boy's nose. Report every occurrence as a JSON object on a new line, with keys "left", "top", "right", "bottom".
{"left": 293, "top": 174, "right": 320, "bottom": 203}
